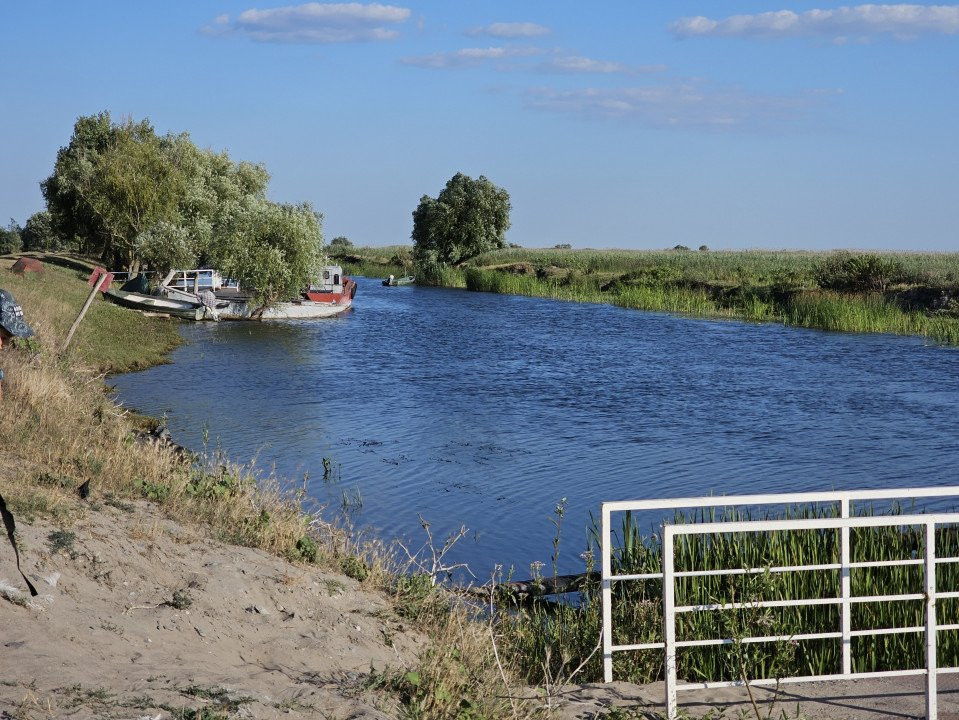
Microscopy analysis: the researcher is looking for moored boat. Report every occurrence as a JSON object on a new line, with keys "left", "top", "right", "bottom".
{"left": 382, "top": 274, "right": 415, "bottom": 286}
{"left": 103, "top": 287, "right": 207, "bottom": 320}
{"left": 159, "top": 265, "right": 356, "bottom": 320}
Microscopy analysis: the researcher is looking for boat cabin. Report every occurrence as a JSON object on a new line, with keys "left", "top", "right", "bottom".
{"left": 166, "top": 269, "right": 240, "bottom": 293}
{"left": 305, "top": 266, "right": 351, "bottom": 302}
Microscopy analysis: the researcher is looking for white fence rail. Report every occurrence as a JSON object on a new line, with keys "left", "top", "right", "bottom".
{"left": 600, "top": 487, "right": 959, "bottom": 720}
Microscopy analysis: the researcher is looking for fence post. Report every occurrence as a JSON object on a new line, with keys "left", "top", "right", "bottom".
{"left": 926, "top": 521, "right": 938, "bottom": 720}
{"left": 840, "top": 498, "right": 852, "bottom": 676}
{"left": 602, "top": 504, "right": 613, "bottom": 683}
{"left": 664, "top": 527, "right": 677, "bottom": 719}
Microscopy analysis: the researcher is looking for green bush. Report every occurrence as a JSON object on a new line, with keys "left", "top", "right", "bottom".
{"left": 341, "top": 555, "right": 369, "bottom": 581}
{"left": 815, "top": 252, "right": 904, "bottom": 292}
{"left": 295, "top": 535, "right": 318, "bottom": 563}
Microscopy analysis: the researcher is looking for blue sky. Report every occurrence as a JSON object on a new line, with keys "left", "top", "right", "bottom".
{"left": 1, "top": 2, "right": 957, "bottom": 250}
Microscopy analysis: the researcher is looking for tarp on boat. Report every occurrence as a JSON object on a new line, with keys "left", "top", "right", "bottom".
{"left": 120, "top": 273, "right": 150, "bottom": 293}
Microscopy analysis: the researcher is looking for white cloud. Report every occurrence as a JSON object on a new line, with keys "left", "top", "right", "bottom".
{"left": 401, "top": 46, "right": 543, "bottom": 69}
{"left": 204, "top": 2, "right": 411, "bottom": 43}
{"left": 466, "top": 22, "right": 550, "bottom": 38}
{"left": 538, "top": 55, "right": 667, "bottom": 75}
{"left": 526, "top": 82, "right": 828, "bottom": 131}
{"left": 671, "top": 4, "right": 959, "bottom": 40}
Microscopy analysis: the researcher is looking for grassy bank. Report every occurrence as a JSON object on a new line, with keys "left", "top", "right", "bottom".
{"left": 0, "top": 257, "right": 312, "bottom": 557}
{"left": 0, "top": 256, "right": 548, "bottom": 720}
{"left": 335, "top": 245, "right": 959, "bottom": 345}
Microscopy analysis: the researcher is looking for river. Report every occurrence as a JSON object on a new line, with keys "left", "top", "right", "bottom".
{"left": 109, "top": 276, "right": 959, "bottom": 578}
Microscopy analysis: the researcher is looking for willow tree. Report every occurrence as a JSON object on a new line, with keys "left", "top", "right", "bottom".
{"left": 210, "top": 200, "right": 324, "bottom": 310}
{"left": 43, "top": 113, "right": 185, "bottom": 270}
{"left": 42, "top": 111, "right": 325, "bottom": 308}
{"left": 411, "top": 172, "right": 511, "bottom": 266}
{"left": 135, "top": 135, "right": 271, "bottom": 275}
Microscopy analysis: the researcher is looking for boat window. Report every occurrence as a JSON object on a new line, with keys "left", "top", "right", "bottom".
{"left": 334, "top": 274, "right": 340, "bottom": 285}
{"left": 323, "top": 270, "right": 330, "bottom": 280}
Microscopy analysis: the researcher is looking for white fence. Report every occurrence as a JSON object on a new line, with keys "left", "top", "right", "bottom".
{"left": 600, "top": 487, "right": 959, "bottom": 720}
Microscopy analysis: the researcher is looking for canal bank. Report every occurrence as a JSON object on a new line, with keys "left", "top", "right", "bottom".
{"left": 0, "top": 258, "right": 529, "bottom": 719}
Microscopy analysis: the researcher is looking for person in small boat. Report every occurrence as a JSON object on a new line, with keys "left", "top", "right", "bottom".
{"left": 0, "top": 289, "right": 34, "bottom": 401}
{"left": 388, "top": 274, "right": 395, "bottom": 285}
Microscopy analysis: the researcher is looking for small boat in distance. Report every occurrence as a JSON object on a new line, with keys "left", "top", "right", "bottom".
{"left": 382, "top": 274, "right": 415, "bottom": 286}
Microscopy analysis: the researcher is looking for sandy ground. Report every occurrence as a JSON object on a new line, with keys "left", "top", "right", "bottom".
{"left": 4, "top": 499, "right": 959, "bottom": 720}
{"left": 0, "top": 499, "right": 422, "bottom": 719}
{"left": 551, "top": 676, "right": 959, "bottom": 719}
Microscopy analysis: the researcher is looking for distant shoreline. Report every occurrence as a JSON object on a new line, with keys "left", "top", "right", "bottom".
{"left": 335, "top": 246, "right": 959, "bottom": 345}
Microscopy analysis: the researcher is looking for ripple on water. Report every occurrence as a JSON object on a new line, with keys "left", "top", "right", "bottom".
{"left": 109, "top": 277, "right": 959, "bottom": 577}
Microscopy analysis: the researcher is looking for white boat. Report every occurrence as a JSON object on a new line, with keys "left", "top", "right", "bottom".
{"left": 102, "top": 287, "right": 208, "bottom": 320}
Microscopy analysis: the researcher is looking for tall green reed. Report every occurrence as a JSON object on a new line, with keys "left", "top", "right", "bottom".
{"left": 498, "top": 505, "right": 959, "bottom": 686}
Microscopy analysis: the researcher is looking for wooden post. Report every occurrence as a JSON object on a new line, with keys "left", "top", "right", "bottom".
{"left": 62, "top": 272, "right": 110, "bottom": 353}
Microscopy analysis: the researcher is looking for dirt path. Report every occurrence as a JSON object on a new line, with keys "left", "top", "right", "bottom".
{"left": 0, "top": 500, "right": 422, "bottom": 719}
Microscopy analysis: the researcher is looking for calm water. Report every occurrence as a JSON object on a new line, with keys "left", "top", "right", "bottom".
{"left": 110, "top": 276, "right": 959, "bottom": 577}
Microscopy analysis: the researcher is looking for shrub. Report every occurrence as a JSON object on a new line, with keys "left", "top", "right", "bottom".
{"left": 295, "top": 535, "right": 319, "bottom": 563}
{"left": 341, "top": 555, "right": 369, "bottom": 581}
{"left": 329, "top": 236, "right": 352, "bottom": 248}
{"left": 0, "top": 219, "right": 22, "bottom": 255}
{"left": 390, "top": 246, "right": 413, "bottom": 270}
{"left": 815, "top": 252, "right": 904, "bottom": 292}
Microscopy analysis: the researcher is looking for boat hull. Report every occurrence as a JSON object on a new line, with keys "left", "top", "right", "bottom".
{"left": 219, "top": 296, "right": 352, "bottom": 320}
{"left": 103, "top": 289, "right": 206, "bottom": 320}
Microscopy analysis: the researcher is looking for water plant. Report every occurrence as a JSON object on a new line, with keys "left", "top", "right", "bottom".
{"left": 496, "top": 505, "right": 959, "bottom": 689}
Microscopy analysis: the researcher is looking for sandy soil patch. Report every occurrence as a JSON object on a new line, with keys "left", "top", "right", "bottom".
{"left": 0, "top": 500, "right": 422, "bottom": 719}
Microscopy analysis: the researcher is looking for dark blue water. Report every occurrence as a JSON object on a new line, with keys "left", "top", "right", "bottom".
{"left": 110, "top": 276, "right": 959, "bottom": 578}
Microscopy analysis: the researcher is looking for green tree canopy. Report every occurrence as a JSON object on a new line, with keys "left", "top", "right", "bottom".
{"left": 41, "top": 112, "right": 325, "bottom": 307}
{"left": 0, "top": 219, "right": 22, "bottom": 255}
{"left": 210, "top": 200, "right": 324, "bottom": 308}
{"left": 411, "top": 172, "right": 511, "bottom": 266}
{"left": 21, "top": 211, "right": 63, "bottom": 252}
{"left": 41, "top": 112, "right": 115, "bottom": 257}
{"left": 42, "top": 113, "right": 185, "bottom": 270}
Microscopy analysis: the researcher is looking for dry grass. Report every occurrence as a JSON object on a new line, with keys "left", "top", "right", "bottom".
{"left": 0, "top": 255, "right": 545, "bottom": 720}
{"left": 0, "top": 256, "right": 333, "bottom": 561}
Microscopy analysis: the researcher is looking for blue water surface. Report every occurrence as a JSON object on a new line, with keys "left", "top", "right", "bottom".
{"left": 109, "top": 277, "right": 959, "bottom": 578}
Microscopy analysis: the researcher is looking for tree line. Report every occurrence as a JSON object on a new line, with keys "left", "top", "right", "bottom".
{"left": 8, "top": 111, "right": 515, "bottom": 296}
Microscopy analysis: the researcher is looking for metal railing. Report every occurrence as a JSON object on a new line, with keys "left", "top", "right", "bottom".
{"left": 600, "top": 487, "right": 959, "bottom": 720}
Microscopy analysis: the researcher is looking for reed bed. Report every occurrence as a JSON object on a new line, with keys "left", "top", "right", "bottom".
{"left": 613, "top": 284, "right": 730, "bottom": 318}
{"left": 469, "top": 247, "right": 959, "bottom": 286}
{"left": 783, "top": 292, "right": 927, "bottom": 336}
{"left": 417, "top": 247, "right": 959, "bottom": 345}
{"left": 499, "top": 506, "right": 959, "bottom": 688}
